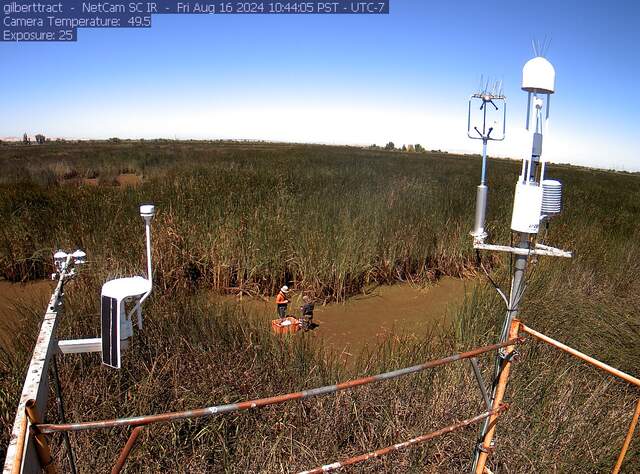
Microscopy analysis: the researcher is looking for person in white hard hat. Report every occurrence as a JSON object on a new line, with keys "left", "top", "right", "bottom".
{"left": 275, "top": 285, "right": 290, "bottom": 319}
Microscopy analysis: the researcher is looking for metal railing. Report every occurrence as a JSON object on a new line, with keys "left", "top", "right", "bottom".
{"left": 34, "top": 339, "right": 518, "bottom": 472}
{"left": 474, "top": 319, "right": 640, "bottom": 474}
{"left": 4, "top": 278, "right": 639, "bottom": 473}
{"left": 3, "top": 256, "right": 73, "bottom": 474}
{"left": 297, "top": 406, "right": 508, "bottom": 474}
{"left": 518, "top": 322, "right": 640, "bottom": 474}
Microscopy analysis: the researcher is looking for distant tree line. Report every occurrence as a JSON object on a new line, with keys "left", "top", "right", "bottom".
{"left": 369, "top": 142, "right": 426, "bottom": 153}
{"left": 22, "top": 133, "right": 47, "bottom": 144}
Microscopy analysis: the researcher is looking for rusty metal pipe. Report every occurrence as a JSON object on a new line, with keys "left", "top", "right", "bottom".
{"left": 111, "top": 426, "right": 145, "bottom": 474}
{"left": 37, "top": 339, "right": 521, "bottom": 434}
{"left": 612, "top": 398, "right": 640, "bottom": 474}
{"left": 51, "top": 355, "right": 77, "bottom": 474}
{"left": 475, "top": 319, "right": 520, "bottom": 474}
{"left": 10, "top": 410, "right": 28, "bottom": 474}
{"left": 25, "top": 399, "right": 60, "bottom": 474}
{"left": 297, "top": 405, "right": 508, "bottom": 474}
{"left": 520, "top": 324, "right": 640, "bottom": 388}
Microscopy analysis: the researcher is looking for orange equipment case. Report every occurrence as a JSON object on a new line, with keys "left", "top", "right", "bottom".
{"left": 271, "top": 317, "right": 301, "bottom": 335}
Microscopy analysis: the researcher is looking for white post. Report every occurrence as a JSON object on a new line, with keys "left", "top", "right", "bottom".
{"left": 145, "top": 220, "right": 152, "bottom": 284}
{"left": 139, "top": 204, "right": 155, "bottom": 306}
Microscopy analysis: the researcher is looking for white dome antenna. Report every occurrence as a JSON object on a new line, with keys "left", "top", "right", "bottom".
{"left": 522, "top": 56, "right": 555, "bottom": 94}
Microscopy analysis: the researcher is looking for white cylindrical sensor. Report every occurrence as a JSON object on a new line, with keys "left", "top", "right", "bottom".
{"left": 472, "top": 184, "right": 489, "bottom": 240}
{"left": 72, "top": 249, "right": 87, "bottom": 264}
{"left": 53, "top": 250, "right": 68, "bottom": 271}
{"left": 140, "top": 204, "right": 155, "bottom": 219}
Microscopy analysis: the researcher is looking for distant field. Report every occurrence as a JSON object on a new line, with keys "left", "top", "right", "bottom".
{"left": 1, "top": 141, "right": 639, "bottom": 472}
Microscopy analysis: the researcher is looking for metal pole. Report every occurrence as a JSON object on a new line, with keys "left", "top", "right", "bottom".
{"left": 501, "top": 233, "right": 529, "bottom": 341}
{"left": 112, "top": 426, "right": 145, "bottom": 474}
{"left": 470, "top": 358, "right": 492, "bottom": 410}
{"left": 25, "top": 400, "right": 60, "bottom": 474}
{"left": 145, "top": 221, "right": 152, "bottom": 284}
{"left": 472, "top": 139, "right": 490, "bottom": 240}
{"left": 474, "top": 319, "right": 521, "bottom": 474}
{"left": 10, "top": 414, "right": 27, "bottom": 474}
{"left": 480, "top": 140, "right": 488, "bottom": 185}
{"left": 472, "top": 233, "right": 529, "bottom": 472}
{"left": 612, "top": 399, "right": 640, "bottom": 474}
{"left": 51, "top": 356, "right": 77, "bottom": 474}
{"left": 520, "top": 324, "right": 640, "bottom": 388}
{"left": 482, "top": 100, "right": 488, "bottom": 136}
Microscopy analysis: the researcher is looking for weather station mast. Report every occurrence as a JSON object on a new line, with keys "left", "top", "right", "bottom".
{"left": 467, "top": 78, "right": 506, "bottom": 244}
{"left": 469, "top": 46, "right": 573, "bottom": 474}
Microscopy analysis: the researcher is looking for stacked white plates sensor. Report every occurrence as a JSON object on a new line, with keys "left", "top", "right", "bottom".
{"left": 541, "top": 180, "right": 562, "bottom": 215}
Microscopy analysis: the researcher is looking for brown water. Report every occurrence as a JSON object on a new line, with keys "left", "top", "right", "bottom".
{"left": 220, "top": 277, "right": 470, "bottom": 357}
{"left": 115, "top": 173, "right": 142, "bottom": 187}
{"left": 0, "top": 277, "right": 470, "bottom": 358}
{"left": 0, "top": 280, "right": 53, "bottom": 354}
{"left": 79, "top": 174, "right": 142, "bottom": 187}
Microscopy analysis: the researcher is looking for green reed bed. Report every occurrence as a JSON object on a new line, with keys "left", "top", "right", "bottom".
{"left": 1, "top": 141, "right": 639, "bottom": 471}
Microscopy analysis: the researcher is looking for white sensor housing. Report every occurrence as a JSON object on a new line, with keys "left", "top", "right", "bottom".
{"left": 541, "top": 180, "right": 562, "bottom": 216}
{"left": 522, "top": 56, "right": 555, "bottom": 94}
{"left": 511, "top": 182, "right": 543, "bottom": 233}
{"left": 53, "top": 250, "right": 67, "bottom": 260}
{"left": 53, "top": 251, "right": 68, "bottom": 271}
{"left": 140, "top": 204, "right": 155, "bottom": 220}
{"left": 71, "top": 250, "right": 87, "bottom": 264}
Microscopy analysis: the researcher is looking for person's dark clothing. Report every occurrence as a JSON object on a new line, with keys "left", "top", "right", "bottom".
{"left": 300, "top": 302, "right": 314, "bottom": 330}
{"left": 301, "top": 303, "right": 314, "bottom": 317}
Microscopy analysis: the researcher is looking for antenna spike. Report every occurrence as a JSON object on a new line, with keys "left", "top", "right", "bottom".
{"left": 545, "top": 36, "right": 552, "bottom": 56}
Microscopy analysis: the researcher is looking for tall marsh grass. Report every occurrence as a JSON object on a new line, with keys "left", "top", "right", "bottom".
{"left": 1, "top": 141, "right": 639, "bottom": 472}
{"left": 0, "top": 142, "right": 488, "bottom": 298}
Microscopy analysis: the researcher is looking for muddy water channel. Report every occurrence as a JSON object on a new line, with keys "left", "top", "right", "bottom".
{"left": 221, "top": 277, "right": 470, "bottom": 357}
{"left": 1, "top": 277, "right": 471, "bottom": 360}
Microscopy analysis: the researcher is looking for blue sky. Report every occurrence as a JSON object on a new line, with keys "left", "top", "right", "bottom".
{"left": 1, "top": 1, "right": 639, "bottom": 170}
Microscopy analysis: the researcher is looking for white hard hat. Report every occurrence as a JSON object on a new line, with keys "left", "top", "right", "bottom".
{"left": 281, "top": 286, "right": 289, "bottom": 293}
